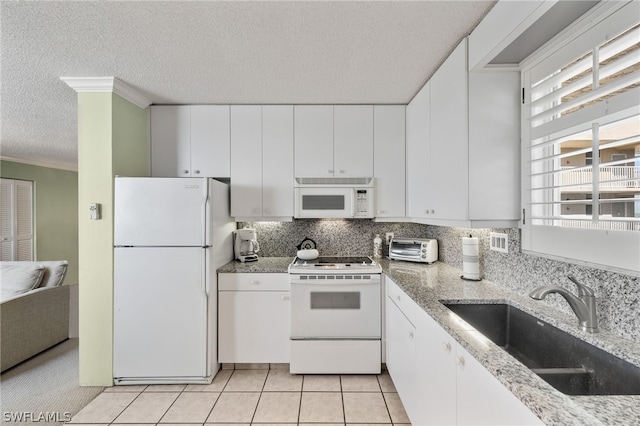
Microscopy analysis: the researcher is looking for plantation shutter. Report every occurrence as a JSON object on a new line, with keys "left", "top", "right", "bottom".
{"left": 524, "top": 16, "right": 640, "bottom": 232}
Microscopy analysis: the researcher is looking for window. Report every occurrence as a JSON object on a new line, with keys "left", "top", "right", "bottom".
{"left": 0, "top": 178, "right": 34, "bottom": 261}
{"left": 522, "top": 1, "right": 640, "bottom": 275}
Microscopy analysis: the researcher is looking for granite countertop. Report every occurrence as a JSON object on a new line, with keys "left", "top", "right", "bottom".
{"left": 217, "top": 257, "right": 293, "bottom": 274}
{"left": 378, "top": 258, "right": 640, "bottom": 426}
{"left": 216, "top": 257, "right": 640, "bottom": 425}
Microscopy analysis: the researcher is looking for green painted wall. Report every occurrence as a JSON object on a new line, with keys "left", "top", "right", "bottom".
{"left": 77, "top": 92, "right": 148, "bottom": 386}
{"left": 0, "top": 161, "right": 79, "bottom": 285}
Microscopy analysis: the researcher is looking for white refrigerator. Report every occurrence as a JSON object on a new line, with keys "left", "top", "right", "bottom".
{"left": 113, "top": 177, "right": 235, "bottom": 384}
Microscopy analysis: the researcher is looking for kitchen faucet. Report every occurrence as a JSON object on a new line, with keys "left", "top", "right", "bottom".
{"left": 529, "top": 276, "right": 599, "bottom": 333}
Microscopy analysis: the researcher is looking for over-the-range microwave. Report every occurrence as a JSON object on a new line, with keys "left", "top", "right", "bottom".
{"left": 294, "top": 177, "right": 374, "bottom": 219}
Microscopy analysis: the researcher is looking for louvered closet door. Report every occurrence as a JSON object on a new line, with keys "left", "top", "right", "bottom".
{"left": 1, "top": 179, "right": 15, "bottom": 260}
{"left": 0, "top": 178, "right": 33, "bottom": 261}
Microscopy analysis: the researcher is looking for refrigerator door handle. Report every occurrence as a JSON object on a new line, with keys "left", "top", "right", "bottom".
{"left": 202, "top": 249, "right": 209, "bottom": 297}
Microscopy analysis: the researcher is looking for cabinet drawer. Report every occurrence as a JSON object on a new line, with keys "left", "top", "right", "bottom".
{"left": 386, "top": 277, "right": 423, "bottom": 324}
{"left": 218, "top": 273, "right": 289, "bottom": 291}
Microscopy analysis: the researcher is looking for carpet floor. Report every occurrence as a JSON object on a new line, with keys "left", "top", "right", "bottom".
{"left": 1, "top": 338, "right": 104, "bottom": 426}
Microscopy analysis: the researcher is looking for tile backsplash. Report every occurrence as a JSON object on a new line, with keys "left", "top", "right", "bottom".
{"left": 240, "top": 220, "right": 639, "bottom": 342}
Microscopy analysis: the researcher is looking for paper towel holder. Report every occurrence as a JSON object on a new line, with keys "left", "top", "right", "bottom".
{"left": 460, "top": 275, "right": 482, "bottom": 282}
{"left": 461, "top": 234, "right": 482, "bottom": 281}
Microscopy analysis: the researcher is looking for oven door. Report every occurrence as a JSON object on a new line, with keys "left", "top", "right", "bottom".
{"left": 289, "top": 274, "right": 381, "bottom": 339}
{"left": 389, "top": 239, "right": 423, "bottom": 260}
{"left": 294, "top": 187, "right": 355, "bottom": 219}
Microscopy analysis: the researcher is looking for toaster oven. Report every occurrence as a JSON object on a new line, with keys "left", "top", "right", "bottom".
{"left": 389, "top": 238, "right": 438, "bottom": 263}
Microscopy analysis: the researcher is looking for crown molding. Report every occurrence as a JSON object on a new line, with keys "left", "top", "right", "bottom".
{"left": 1, "top": 156, "right": 78, "bottom": 172}
{"left": 60, "top": 76, "right": 152, "bottom": 109}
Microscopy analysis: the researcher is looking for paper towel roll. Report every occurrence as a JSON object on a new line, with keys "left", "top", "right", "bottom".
{"left": 462, "top": 236, "right": 480, "bottom": 280}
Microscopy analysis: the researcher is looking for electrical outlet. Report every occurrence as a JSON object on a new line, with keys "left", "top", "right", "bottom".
{"left": 490, "top": 232, "right": 508, "bottom": 253}
{"left": 385, "top": 232, "right": 394, "bottom": 244}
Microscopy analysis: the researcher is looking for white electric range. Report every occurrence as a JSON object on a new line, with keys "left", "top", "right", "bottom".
{"left": 288, "top": 256, "right": 382, "bottom": 374}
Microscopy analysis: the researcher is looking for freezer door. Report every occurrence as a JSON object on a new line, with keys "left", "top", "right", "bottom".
{"left": 114, "top": 177, "right": 210, "bottom": 247}
{"left": 114, "top": 247, "right": 208, "bottom": 380}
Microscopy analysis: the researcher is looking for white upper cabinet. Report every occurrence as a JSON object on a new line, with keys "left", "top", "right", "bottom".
{"left": 150, "top": 105, "right": 230, "bottom": 178}
{"left": 374, "top": 105, "right": 405, "bottom": 218}
{"left": 294, "top": 105, "right": 334, "bottom": 178}
{"left": 334, "top": 105, "right": 374, "bottom": 177}
{"left": 230, "top": 106, "right": 263, "bottom": 217}
{"left": 429, "top": 39, "right": 468, "bottom": 221}
{"left": 150, "top": 105, "right": 190, "bottom": 177}
{"left": 294, "top": 105, "right": 374, "bottom": 178}
{"left": 191, "top": 105, "right": 231, "bottom": 177}
{"left": 230, "top": 105, "right": 294, "bottom": 220}
{"left": 406, "top": 82, "right": 431, "bottom": 219}
{"left": 409, "top": 38, "right": 520, "bottom": 227}
{"left": 262, "top": 106, "right": 294, "bottom": 218}
{"left": 468, "top": 72, "right": 520, "bottom": 222}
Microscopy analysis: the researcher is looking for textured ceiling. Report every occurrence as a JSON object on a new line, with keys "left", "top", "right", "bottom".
{"left": 1, "top": 1, "right": 495, "bottom": 170}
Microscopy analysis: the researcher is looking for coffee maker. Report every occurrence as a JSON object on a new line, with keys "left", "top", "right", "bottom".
{"left": 234, "top": 228, "right": 260, "bottom": 262}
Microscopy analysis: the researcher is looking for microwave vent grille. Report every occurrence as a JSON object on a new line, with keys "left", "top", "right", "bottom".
{"left": 295, "top": 177, "right": 373, "bottom": 185}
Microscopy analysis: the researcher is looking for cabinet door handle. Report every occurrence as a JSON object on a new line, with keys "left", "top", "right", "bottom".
{"left": 183, "top": 169, "right": 189, "bottom": 174}
{"left": 194, "top": 169, "right": 200, "bottom": 174}
{"left": 408, "top": 331, "right": 414, "bottom": 339}
{"left": 396, "top": 295, "right": 401, "bottom": 302}
{"left": 281, "top": 295, "right": 290, "bottom": 301}
{"left": 457, "top": 355, "right": 465, "bottom": 368}
{"left": 250, "top": 280, "right": 260, "bottom": 285}
{"left": 443, "top": 342, "right": 452, "bottom": 353}
{"left": 327, "top": 169, "right": 334, "bottom": 174}
{"left": 338, "top": 169, "right": 345, "bottom": 174}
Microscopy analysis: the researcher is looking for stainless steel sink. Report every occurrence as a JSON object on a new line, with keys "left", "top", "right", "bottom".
{"left": 443, "top": 303, "right": 640, "bottom": 395}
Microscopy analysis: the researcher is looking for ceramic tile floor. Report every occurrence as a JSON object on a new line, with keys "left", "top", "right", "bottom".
{"left": 69, "top": 369, "right": 411, "bottom": 425}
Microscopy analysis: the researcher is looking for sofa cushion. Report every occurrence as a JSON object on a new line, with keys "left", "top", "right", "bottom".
{"left": 0, "top": 262, "right": 46, "bottom": 300}
{"left": 38, "top": 261, "right": 69, "bottom": 288}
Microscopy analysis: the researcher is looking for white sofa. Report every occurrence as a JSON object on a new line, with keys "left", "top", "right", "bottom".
{"left": 1, "top": 261, "right": 70, "bottom": 372}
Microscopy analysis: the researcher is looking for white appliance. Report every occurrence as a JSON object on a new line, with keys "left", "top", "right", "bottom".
{"left": 233, "top": 228, "right": 259, "bottom": 262}
{"left": 389, "top": 237, "right": 438, "bottom": 263}
{"left": 294, "top": 177, "right": 374, "bottom": 219}
{"left": 113, "top": 177, "right": 235, "bottom": 385}
{"left": 288, "top": 256, "right": 382, "bottom": 374}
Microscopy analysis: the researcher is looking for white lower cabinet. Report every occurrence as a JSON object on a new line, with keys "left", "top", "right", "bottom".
{"left": 456, "top": 342, "right": 544, "bottom": 425}
{"left": 218, "top": 273, "right": 290, "bottom": 363}
{"left": 385, "top": 292, "right": 417, "bottom": 412}
{"left": 386, "top": 277, "right": 542, "bottom": 426}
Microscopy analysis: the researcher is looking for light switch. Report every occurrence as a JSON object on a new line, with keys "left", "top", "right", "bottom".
{"left": 89, "top": 203, "right": 101, "bottom": 220}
